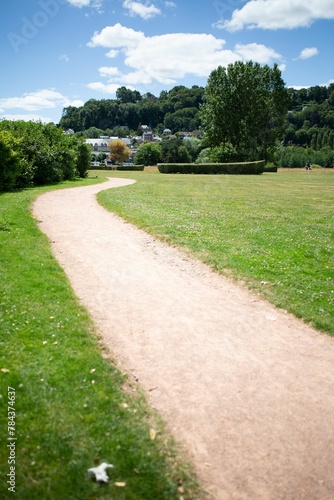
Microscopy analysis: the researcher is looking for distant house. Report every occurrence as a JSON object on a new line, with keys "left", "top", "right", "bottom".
{"left": 143, "top": 130, "right": 153, "bottom": 142}
{"left": 178, "top": 131, "right": 193, "bottom": 139}
{"left": 163, "top": 128, "right": 172, "bottom": 136}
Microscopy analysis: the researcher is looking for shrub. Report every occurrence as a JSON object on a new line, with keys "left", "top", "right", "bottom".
{"left": 264, "top": 165, "right": 278, "bottom": 172}
{"left": 134, "top": 142, "right": 161, "bottom": 166}
{"left": 0, "top": 131, "right": 21, "bottom": 191}
{"left": 76, "top": 142, "right": 91, "bottom": 178}
{"left": 157, "top": 161, "right": 265, "bottom": 174}
{"left": 115, "top": 164, "right": 144, "bottom": 171}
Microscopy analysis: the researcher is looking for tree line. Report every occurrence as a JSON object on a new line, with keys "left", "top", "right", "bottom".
{"left": 1, "top": 62, "right": 334, "bottom": 193}
{"left": 60, "top": 67, "right": 334, "bottom": 168}
{"left": 59, "top": 85, "right": 205, "bottom": 135}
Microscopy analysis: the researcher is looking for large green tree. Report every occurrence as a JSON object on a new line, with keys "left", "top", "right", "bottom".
{"left": 134, "top": 142, "right": 161, "bottom": 166}
{"left": 201, "top": 61, "right": 289, "bottom": 161}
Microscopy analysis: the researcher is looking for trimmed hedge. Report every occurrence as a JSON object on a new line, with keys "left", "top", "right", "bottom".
{"left": 264, "top": 165, "right": 278, "bottom": 173}
{"left": 157, "top": 161, "right": 265, "bottom": 175}
{"left": 116, "top": 164, "right": 145, "bottom": 171}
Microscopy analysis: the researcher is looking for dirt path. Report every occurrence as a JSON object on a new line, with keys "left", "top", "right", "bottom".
{"left": 33, "top": 178, "right": 334, "bottom": 499}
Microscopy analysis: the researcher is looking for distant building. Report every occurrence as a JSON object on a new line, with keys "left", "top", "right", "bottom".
{"left": 143, "top": 130, "right": 153, "bottom": 142}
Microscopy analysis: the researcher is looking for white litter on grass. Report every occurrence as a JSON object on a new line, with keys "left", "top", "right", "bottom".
{"left": 87, "top": 462, "right": 114, "bottom": 483}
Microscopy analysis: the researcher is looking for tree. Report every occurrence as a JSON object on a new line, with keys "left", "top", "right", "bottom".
{"left": 76, "top": 142, "right": 90, "bottom": 177}
{"left": 134, "top": 142, "right": 161, "bottom": 166}
{"left": 109, "top": 140, "right": 132, "bottom": 165}
{"left": 183, "top": 137, "right": 202, "bottom": 161}
{"left": 0, "top": 131, "right": 21, "bottom": 191}
{"left": 116, "top": 87, "right": 142, "bottom": 104}
{"left": 160, "top": 138, "right": 191, "bottom": 163}
{"left": 201, "top": 61, "right": 290, "bottom": 161}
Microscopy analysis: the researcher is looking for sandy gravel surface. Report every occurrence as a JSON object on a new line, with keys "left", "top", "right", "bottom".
{"left": 33, "top": 178, "right": 334, "bottom": 499}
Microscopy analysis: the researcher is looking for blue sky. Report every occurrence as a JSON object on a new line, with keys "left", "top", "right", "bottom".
{"left": 1, "top": 0, "right": 334, "bottom": 124}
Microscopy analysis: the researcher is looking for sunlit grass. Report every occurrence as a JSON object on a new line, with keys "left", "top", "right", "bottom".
{"left": 0, "top": 176, "right": 201, "bottom": 499}
{"left": 97, "top": 168, "right": 334, "bottom": 335}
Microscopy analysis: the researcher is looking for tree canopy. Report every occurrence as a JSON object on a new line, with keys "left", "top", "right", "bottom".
{"left": 0, "top": 120, "right": 89, "bottom": 192}
{"left": 109, "top": 140, "right": 132, "bottom": 164}
{"left": 200, "top": 61, "right": 290, "bottom": 161}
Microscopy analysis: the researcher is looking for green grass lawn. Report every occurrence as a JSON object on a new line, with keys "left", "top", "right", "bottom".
{"left": 0, "top": 177, "right": 200, "bottom": 499}
{"left": 97, "top": 168, "right": 334, "bottom": 336}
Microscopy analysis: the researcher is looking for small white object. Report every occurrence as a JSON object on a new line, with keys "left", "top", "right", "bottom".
{"left": 87, "top": 462, "right": 114, "bottom": 483}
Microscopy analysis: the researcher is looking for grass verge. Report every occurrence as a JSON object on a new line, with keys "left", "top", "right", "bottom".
{"left": 97, "top": 168, "right": 334, "bottom": 336}
{"left": 0, "top": 177, "right": 201, "bottom": 499}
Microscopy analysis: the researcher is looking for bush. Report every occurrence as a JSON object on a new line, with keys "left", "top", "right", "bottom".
{"left": 0, "top": 120, "right": 78, "bottom": 188}
{"left": 115, "top": 164, "right": 144, "bottom": 171}
{"left": 0, "top": 131, "right": 21, "bottom": 191}
{"left": 264, "top": 165, "right": 278, "bottom": 172}
{"left": 157, "top": 161, "right": 265, "bottom": 174}
{"left": 275, "top": 145, "right": 334, "bottom": 168}
{"left": 76, "top": 142, "right": 91, "bottom": 178}
{"left": 134, "top": 142, "right": 161, "bottom": 166}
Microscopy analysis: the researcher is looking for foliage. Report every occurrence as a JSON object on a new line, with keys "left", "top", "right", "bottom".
{"left": 98, "top": 169, "right": 334, "bottom": 336}
{"left": 164, "top": 107, "right": 200, "bottom": 132}
{"left": 134, "top": 142, "right": 162, "bottom": 166}
{"left": 60, "top": 86, "right": 204, "bottom": 134}
{"left": 196, "top": 144, "right": 247, "bottom": 165}
{"left": 115, "top": 164, "right": 144, "bottom": 171}
{"left": 0, "top": 120, "right": 86, "bottom": 189}
{"left": 0, "top": 131, "right": 21, "bottom": 192}
{"left": 275, "top": 145, "right": 334, "bottom": 168}
{"left": 182, "top": 137, "right": 202, "bottom": 162}
{"left": 201, "top": 61, "right": 289, "bottom": 161}
{"left": 116, "top": 86, "right": 142, "bottom": 103}
{"left": 0, "top": 182, "right": 201, "bottom": 499}
{"left": 76, "top": 142, "right": 91, "bottom": 177}
{"left": 108, "top": 140, "right": 132, "bottom": 164}
{"left": 160, "top": 138, "right": 191, "bottom": 163}
{"left": 157, "top": 161, "right": 265, "bottom": 174}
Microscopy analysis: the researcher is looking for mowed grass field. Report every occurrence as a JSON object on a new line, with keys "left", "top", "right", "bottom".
{"left": 0, "top": 178, "right": 200, "bottom": 500}
{"left": 97, "top": 168, "right": 334, "bottom": 336}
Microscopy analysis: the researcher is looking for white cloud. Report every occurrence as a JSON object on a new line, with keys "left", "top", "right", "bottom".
{"left": 98, "top": 66, "right": 121, "bottom": 77}
{"left": 87, "top": 24, "right": 284, "bottom": 93}
{"left": 106, "top": 50, "right": 119, "bottom": 58}
{"left": 0, "top": 114, "right": 55, "bottom": 123}
{"left": 67, "top": 0, "right": 91, "bottom": 7}
{"left": 298, "top": 47, "right": 319, "bottom": 59}
{"left": 217, "top": 0, "right": 334, "bottom": 31}
{"left": 0, "top": 89, "right": 84, "bottom": 112}
{"left": 66, "top": 0, "right": 104, "bottom": 11}
{"left": 234, "top": 43, "right": 282, "bottom": 64}
{"left": 88, "top": 23, "right": 145, "bottom": 49}
{"left": 87, "top": 82, "right": 126, "bottom": 94}
{"left": 123, "top": 0, "right": 161, "bottom": 20}
{"left": 59, "top": 54, "right": 69, "bottom": 63}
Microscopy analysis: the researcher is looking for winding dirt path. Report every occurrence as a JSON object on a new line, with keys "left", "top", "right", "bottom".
{"left": 33, "top": 178, "right": 334, "bottom": 499}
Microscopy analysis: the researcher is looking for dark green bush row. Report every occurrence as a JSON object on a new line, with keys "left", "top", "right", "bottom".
{"left": 264, "top": 165, "right": 278, "bottom": 172}
{"left": 116, "top": 164, "right": 144, "bottom": 171}
{"left": 157, "top": 161, "right": 265, "bottom": 174}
